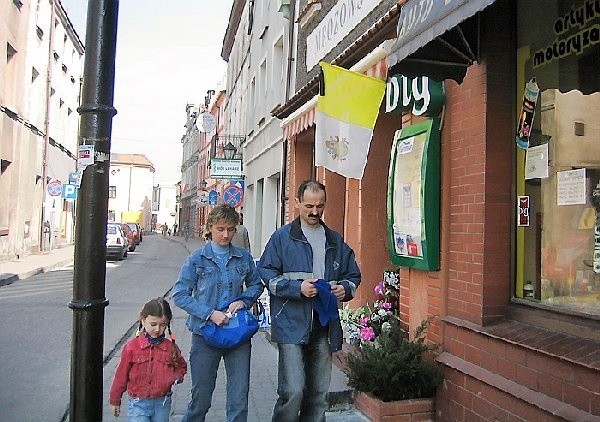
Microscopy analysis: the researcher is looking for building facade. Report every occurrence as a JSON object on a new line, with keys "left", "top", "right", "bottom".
{"left": 107, "top": 153, "right": 155, "bottom": 231}
{"left": 1, "top": 0, "right": 83, "bottom": 260}
{"left": 272, "top": 0, "right": 599, "bottom": 419}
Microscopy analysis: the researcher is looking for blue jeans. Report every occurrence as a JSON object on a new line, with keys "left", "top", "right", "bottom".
{"left": 182, "top": 333, "right": 251, "bottom": 422}
{"left": 272, "top": 326, "right": 332, "bottom": 422}
{"left": 127, "top": 396, "right": 171, "bottom": 422}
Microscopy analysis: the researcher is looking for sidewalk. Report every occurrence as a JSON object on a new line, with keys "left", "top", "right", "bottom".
{"left": 0, "top": 243, "right": 75, "bottom": 286}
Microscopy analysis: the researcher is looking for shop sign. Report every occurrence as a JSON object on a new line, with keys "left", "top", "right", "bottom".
{"left": 385, "top": 75, "right": 445, "bottom": 117}
{"left": 533, "top": 0, "right": 600, "bottom": 68}
{"left": 210, "top": 159, "right": 243, "bottom": 179}
{"left": 305, "top": 0, "right": 381, "bottom": 71}
{"left": 517, "top": 196, "right": 530, "bottom": 227}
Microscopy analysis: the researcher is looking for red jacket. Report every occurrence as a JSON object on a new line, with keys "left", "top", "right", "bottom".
{"left": 109, "top": 334, "right": 187, "bottom": 405}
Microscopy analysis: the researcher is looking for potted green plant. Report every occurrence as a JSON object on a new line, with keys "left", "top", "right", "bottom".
{"left": 340, "top": 271, "right": 443, "bottom": 421}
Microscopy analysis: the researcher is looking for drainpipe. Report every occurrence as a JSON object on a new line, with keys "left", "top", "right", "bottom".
{"left": 67, "top": 0, "right": 119, "bottom": 420}
{"left": 40, "top": 0, "right": 56, "bottom": 252}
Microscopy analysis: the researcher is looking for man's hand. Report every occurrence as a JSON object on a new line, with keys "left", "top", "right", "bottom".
{"left": 300, "top": 279, "right": 318, "bottom": 297}
{"left": 331, "top": 284, "right": 346, "bottom": 300}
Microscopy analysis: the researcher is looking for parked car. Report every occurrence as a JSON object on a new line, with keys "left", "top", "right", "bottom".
{"left": 126, "top": 222, "right": 142, "bottom": 244}
{"left": 116, "top": 222, "right": 136, "bottom": 252}
{"left": 106, "top": 223, "right": 128, "bottom": 261}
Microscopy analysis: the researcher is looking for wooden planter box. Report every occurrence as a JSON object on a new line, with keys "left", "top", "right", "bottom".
{"left": 354, "top": 392, "right": 435, "bottom": 422}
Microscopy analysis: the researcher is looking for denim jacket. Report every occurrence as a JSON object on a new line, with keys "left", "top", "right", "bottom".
{"left": 172, "top": 242, "right": 264, "bottom": 336}
{"left": 258, "top": 218, "right": 361, "bottom": 352}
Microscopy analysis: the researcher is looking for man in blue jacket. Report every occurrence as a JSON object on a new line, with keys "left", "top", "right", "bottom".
{"left": 258, "top": 180, "right": 361, "bottom": 422}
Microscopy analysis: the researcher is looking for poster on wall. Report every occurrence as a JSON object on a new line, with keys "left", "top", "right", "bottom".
{"left": 387, "top": 118, "right": 440, "bottom": 271}
{"left": 516, "top": 78, "right": 540, "bottom": 149}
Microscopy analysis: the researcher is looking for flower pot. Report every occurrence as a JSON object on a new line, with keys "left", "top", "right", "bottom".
{"left": 354, "top": 392, "right": 435, "bottom": 422}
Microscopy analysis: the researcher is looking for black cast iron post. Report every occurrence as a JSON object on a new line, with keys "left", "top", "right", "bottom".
{"left": 68, "top": 1, "right": 119, "bottom": 420}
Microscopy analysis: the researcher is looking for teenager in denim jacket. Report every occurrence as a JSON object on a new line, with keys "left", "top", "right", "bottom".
{"left": 258, "top": 180, "right": 361, "bottom": 422}
{"left": 173, "top": 204, "right": 264, "bottom": 422}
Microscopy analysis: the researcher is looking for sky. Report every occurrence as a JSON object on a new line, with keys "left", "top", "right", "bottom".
{"left": 60, "top": 0, "right": 234, "bottom": 186}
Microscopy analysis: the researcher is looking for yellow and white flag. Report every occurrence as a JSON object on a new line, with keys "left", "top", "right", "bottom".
{"left": 315, "top": 62, "right": 386, "bottom": 179}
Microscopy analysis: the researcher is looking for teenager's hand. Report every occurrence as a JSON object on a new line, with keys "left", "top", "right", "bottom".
{"left": 110, "top": 404, "right": 120, "bottom": 417}
{"left": 301, "top": 279, "right": 318, "bottom": 297}
{"left": 226, "top": 300, "right": 245, "bottom": 314}
{"left": 210, "top": 310, "right": 230, "bottom": 326}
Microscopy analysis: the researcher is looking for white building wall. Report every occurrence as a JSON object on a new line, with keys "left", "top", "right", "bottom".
{"left": 0, "top": 0, "right": 83, "bottom": 260}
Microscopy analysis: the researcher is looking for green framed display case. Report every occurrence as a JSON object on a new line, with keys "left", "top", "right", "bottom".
{"left": 387, "top": 118, "right": 440, "bottom": 271}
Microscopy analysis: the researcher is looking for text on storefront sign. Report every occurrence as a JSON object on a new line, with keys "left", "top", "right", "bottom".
{"left": 385, "top": 75, "right": 445, "bottom": 117}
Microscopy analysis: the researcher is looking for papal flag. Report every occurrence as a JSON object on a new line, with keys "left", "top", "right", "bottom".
{"left": 315, "top": 62, "right": 386, "bottom": 180}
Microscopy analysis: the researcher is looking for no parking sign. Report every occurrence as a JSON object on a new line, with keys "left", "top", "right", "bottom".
{"left": 223, "top": 185, "right": 244, "bottom": 208}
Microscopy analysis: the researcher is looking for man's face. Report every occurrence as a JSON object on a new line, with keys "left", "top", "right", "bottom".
{"left": 296, "top": 188, "right": 326, "bottom": 227}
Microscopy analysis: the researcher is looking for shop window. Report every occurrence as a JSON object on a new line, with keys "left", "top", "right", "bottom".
{"left": 516, "top": 0, "right": 600, "bottom": 317}
{"left": 109, "top": 185, "right": 117, "bottom": 198}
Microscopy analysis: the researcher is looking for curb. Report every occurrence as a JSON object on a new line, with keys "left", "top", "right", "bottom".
{"left": 0, "top": 257, "right": 74, "bottom": 286}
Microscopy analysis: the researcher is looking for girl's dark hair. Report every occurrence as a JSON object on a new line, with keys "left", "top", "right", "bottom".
{"left": 202, "top": 204, "right": 240, "bottom": 240}
{"left": 297, "top": 180, "right": 326, "bottom": 202}
{"left": 139, "top": 297, "right": 181, "bottom": 367}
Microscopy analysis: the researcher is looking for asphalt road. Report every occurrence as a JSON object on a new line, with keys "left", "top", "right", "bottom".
{"left": 0, "top": 235, "right": 189, "bottom": 422}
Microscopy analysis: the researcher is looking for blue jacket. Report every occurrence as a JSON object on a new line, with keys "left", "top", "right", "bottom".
{"left": 172, "top": 243, "right": 264, "bottom": 336}
{"left": 258, "top": 218, "right": 361, "bottom": 352}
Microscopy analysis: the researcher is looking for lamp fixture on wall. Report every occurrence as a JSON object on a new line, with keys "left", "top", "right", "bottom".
{"left": 222, "top": 142, "right": 237, "bottom": 160}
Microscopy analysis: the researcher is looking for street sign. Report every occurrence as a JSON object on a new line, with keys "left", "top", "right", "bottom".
{"left": 62, "top": 183, "right": 77, "bottom": 199}
{"left": 47, "top": 180, "right": 63, "bottom": 196}
{"left": 208, "top": 190, "right": 218, "bottom": 205}
{"left": 197, "top": 112, "right": 216, "bottom": 133}
{"left": 223, "top": 185, "right": 244, "bottom": 208}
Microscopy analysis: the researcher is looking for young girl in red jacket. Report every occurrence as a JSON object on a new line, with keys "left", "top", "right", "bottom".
{"left": 109, "top": 297, "right": 187, "bottom": 420}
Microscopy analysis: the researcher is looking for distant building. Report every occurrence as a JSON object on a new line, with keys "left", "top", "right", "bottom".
{"left": 108, "top": 153, "right": 155, "bottom": 231}
{"left": 0, "top": 0, "right": 84, "bottom": 261}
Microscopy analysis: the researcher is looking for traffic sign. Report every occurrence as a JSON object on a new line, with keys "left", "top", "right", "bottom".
{"left": 208, "top": 190, "right": 218, "bottom": 205}
{"left": 47, "top": 180, "right": 63, "bottom": 196}
{"left": 223, "top": 185, "right": 244, "bottom": 208}
{"left": 62, "top": 184, "right": 77, "bottom": 199}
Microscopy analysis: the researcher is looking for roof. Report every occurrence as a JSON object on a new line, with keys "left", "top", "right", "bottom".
{"left": 221, "top": 0, "right": 246, "bottom": 62}
{"left": 110, "top": 153, "right": 155, "bottom": 172}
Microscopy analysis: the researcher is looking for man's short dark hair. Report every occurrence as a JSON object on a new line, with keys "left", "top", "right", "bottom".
{"left": 297, "top": 180, "right": 326, "bottom": 202}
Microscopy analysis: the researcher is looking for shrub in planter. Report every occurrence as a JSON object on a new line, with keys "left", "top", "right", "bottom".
{"left": 343, "top": 317, "right": 442, "bottom": 402}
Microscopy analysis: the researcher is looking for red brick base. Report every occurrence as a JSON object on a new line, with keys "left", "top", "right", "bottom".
{"left": 354, "top": 392, "right": 435, "bottom": 422}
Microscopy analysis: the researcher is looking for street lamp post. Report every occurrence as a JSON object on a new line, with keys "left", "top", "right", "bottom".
{"left": 68, "top": 1, "right": 119, "bottom": 420}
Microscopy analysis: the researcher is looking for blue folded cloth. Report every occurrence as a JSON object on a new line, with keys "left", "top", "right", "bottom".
{"left": 312, "top": 279, "right": 339, "bottom": 327}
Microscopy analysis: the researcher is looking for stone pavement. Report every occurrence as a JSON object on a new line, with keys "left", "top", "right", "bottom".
{"left": 1, "top": 233, "right": 369, "bottom": 421}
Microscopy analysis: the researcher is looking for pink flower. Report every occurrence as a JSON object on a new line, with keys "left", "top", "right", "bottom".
{"left": 360, "top": 326, "right": 376, "bottom": 341}
{"left": 380, "top": 301, "right": 392, "bottom": 310}
{"left": 360, "top": 316, "right": 371, "bottom": 326}
{"left": 374, "top": 281, "right": 385, "bottom": 299}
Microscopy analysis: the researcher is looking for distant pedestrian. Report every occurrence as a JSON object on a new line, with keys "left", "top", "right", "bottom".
{"left": 231, "top": 212, "right": 251, "bottom": 252}
{"left": 173, "top": 222, "right": 179, "bottom": 236}
{"left": 162, "top": 222, "right": 168, "bottom": 237}
{"left": 109, "top": 297, "right": 187, "bottom": 421}
{"left": 172, "top": 204, "right": 264, "bottom": 422}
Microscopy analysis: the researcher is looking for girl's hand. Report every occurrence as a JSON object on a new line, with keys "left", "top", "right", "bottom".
{"left": 227, "top": 300, "right": 245, "bottom": 315}
{"left": 110, "top": 404, "right": 120, "bottom": 417}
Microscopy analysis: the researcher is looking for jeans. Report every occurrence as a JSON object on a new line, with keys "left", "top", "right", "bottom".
{"left": 182, "top": 333, "right": 251, "bottom": 422}
{"left": 272, "top": 326, "right": 332, "bottom": 422}
{"left": 127, "top": 396, "right": 171, "bottom": 422}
